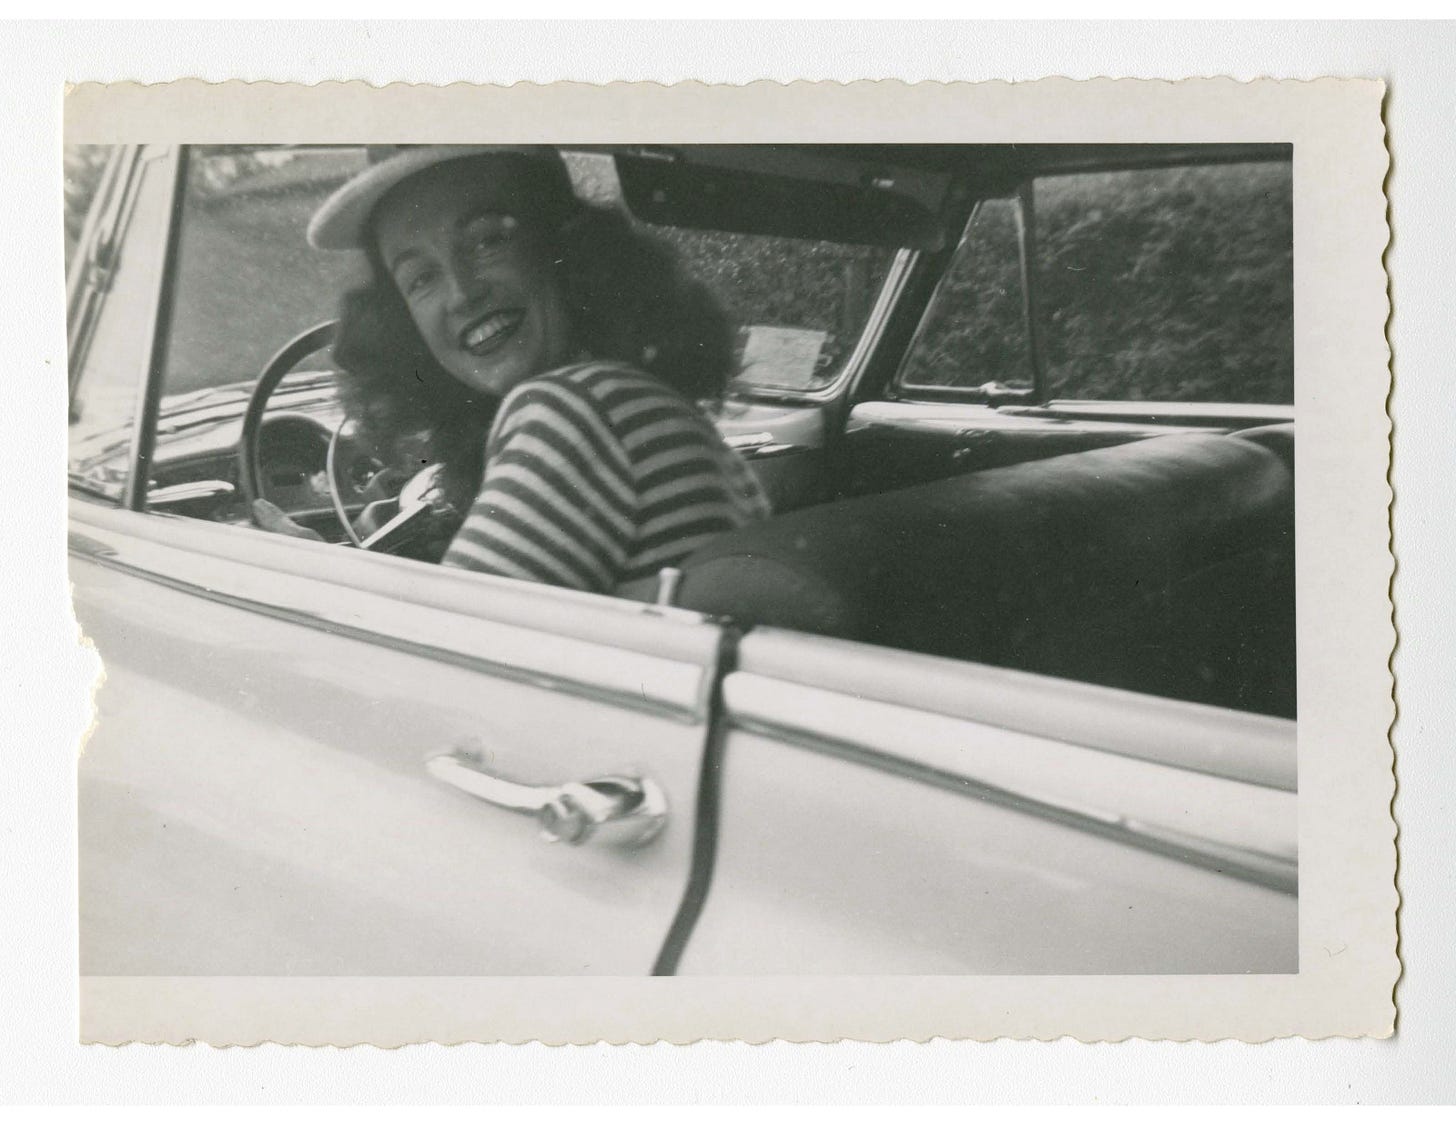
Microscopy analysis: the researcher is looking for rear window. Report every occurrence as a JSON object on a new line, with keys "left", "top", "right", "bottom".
{"left": 899, "top": 160, "right": 1294, "bottom": 405}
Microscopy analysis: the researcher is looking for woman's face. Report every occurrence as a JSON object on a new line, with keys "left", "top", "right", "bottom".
{"left": 373, "top": 159, "right": 575, "bottom": 398}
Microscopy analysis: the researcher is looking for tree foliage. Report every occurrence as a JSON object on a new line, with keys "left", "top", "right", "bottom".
{"left": 63, "top": 145, "right": 112, "bottom": 265}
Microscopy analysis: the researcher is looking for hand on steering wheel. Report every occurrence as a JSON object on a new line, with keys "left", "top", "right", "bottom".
{"left": 251, "top": 498, "right": 325, "bottom": 541}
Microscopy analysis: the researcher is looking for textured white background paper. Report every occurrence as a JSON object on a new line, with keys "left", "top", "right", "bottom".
{"left": 5, "top": 16, "right": 1453, "bottom": 1104}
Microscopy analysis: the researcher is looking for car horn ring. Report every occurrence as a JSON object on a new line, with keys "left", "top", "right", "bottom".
{"left": 238, "top": 319, "right": 340, "bottom": 528}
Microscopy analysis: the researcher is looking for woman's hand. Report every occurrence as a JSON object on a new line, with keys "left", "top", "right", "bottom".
{"left": 252, "top": 498, "right": 326, "bottom": 541}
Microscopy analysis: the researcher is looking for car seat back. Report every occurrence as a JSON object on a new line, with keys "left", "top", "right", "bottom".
{"left": 630, "top": 430, "right": 1295, "bottom": 717}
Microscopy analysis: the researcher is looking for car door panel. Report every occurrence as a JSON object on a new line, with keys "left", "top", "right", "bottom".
{"left": 678, "top": 630, "right": 1297, "bottom": 975}
{"left": 715, "top": 397, "right": 833, "bottom": 513}
{"left": 73, "top": 501, "right": 722, "bottom": 976}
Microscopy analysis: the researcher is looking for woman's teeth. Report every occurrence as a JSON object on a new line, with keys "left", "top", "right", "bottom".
{"left": 461, "top": 310, "right": 525, "bottom": 355}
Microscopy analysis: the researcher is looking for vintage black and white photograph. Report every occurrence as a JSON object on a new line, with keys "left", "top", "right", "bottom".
{"left": 61, "top": 78, "right": 1394, "bottom": 1045}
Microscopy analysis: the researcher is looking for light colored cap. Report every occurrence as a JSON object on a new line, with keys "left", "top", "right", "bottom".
{"left": 307, "top": 144, "right": 575, "bottom": 250}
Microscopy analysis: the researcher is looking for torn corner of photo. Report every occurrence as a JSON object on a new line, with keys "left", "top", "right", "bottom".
{"left": 64, "top": 76, "right": 1395, "bottom": 1047}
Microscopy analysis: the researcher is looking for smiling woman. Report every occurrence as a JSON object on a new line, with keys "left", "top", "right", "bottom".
{"left": 295, "top": 146, "right": 771, "bottom": 592}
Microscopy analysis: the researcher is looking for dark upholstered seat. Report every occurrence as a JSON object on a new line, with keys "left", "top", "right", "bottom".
{"left": 625, "top": 431, "right": 1295, "bottom": 717}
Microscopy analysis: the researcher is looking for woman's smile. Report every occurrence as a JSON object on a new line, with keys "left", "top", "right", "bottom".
{"left": 458, "top": 308, "right": 527, "bottom": 357}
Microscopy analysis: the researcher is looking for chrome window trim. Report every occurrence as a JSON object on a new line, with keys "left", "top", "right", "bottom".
{"left": 887, "top": 198, "right": 1032, "bottom": 405}
{"left": 69, "top": 499, "right": 722, "bottom": 724}
{"left": 738, "top": 628, "right": 1297, "bottom": 791}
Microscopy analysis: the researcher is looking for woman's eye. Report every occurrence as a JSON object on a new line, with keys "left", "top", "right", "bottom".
{"left": 465, "top": 214, "right": 519, "bottom": 256}
{"left": 401, "top": 268, "right": 438, "bottom": 297}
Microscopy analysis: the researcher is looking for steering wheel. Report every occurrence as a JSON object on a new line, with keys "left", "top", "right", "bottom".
{"left": 240, "top": 320, "right": 453, "bottom": 555}
{"left": 239, "top": 320, "right": 373, "bottom": 538}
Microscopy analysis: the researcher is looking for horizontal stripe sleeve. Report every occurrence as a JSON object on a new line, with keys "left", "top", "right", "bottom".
{"left": 499, "top": 383, "right": 638, "bottom": 508}
{"left": 637, "top": 512, "right": 745, "bottom": 555}
{"left": 486, "top": 465, "right": 630, "bottom": 561}
{"left": 453, "top": 497, "right": 603, "bottom": 589}
{"left": 614, "top": 416, "right": 704, "bottom": 456}
{"left": 633, "top": 440, "right": 727, "bottom": 483}
{"left": 637, "top": 455, "right": 721, "bottom": 494}
{"left": 443, "top": 390, "right": 635, "bottom": 593}
{"left": 444, "top": 534, "right": 575, "bottom": 586}
{"left": 493, "top": 427, "right": 637, "bottom": 531}
{"left": 637, "top": 483, "right": 734, "bottom": 525}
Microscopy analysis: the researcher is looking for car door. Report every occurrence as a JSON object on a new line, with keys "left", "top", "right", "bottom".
{"left": 663, "top": 146, "right": 1299, "bottom": 976}
{"left": 73, "top": 511, "right": 723, "bottom": 976}
{"left": 70, "top": 145, "right": 725, "bottom": 976}
{"left": 672, "top": 629, "right": 1297, "bottom": 975}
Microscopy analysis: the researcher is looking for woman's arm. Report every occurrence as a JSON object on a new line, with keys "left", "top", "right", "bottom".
{"left": 442, "top": 380, "right": 637, "bottom": 593}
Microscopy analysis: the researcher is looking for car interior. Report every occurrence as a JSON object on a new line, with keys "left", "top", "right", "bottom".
{"left": 77, "top": 142, "right": 1297, "bottom": 722}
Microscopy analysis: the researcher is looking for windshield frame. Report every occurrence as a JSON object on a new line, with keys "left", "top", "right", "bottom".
{"left": 120, "top": 146, "right": 191, "bottom": 512}
{"left": 66, "top": 144, "right": 189, "bottom": 510}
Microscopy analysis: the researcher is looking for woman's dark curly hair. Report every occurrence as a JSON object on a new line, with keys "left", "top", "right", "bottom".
{"left": 331, "top": 188, "right": 737, "bottom": 516}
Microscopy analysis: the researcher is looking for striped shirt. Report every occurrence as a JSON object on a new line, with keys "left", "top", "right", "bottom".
{"left": 442, "top": 361, "right": 771, "bottom": 593}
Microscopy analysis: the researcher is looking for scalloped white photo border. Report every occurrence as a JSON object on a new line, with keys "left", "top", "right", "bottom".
{"left": 65, "top": 76, "right": 1396, "bottom": 1046}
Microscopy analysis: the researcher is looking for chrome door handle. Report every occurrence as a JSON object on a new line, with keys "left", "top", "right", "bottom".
{"left": 425, "top": 743, "right": 667, "bottom": 848}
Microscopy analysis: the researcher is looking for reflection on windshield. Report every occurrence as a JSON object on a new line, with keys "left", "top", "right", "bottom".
{"left": 649, "top": 224, "right": 897, "bottom": 395}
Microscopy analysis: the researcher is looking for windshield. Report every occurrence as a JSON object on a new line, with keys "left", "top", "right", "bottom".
{"left": 67, "top": 143, "right": 908, "bottom": 472}
{"left": 160, "top": 146, "right": 370, "bottom": 402}
{"left": 568, "top": 150, "right": 901, "bottom": 396}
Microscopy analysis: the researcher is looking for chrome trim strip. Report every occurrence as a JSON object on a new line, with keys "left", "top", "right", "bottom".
{"left": 738, "top": 629, "right": 1297, "bottom": 792}
{"left": 71, "top": 497, "right": 718, "bottom": 660}
{"left": 833, "top": 247, "right": 916, "bottom": 402}
{"left": 730, "top": 708, "right": 1297, "bottom": 896}
{"left": 69, "top": 528, "right": 709, "bottom": 725}
{"left": 1014, "top": 180, "right": 1049, "bottom": 400}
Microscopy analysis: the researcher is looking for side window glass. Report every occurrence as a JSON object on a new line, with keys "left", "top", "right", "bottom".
{"left": 896, "top": 161, "right": 1294, "bottom": 406}
{"left": 1033, "top": 163, "right": 1293, "bottom": 404}
{"left": 897, "top": 197, "right": 1032, "bottom": 395}
{"left": 658, "top": 228, "right": 896, "bottom": 395}
{"left": 68, "top": 146, "right": 172, "bottom": 501}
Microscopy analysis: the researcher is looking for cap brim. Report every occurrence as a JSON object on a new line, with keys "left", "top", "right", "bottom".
{"left": 307, "top": 145, "right": 565, "bottom": 250}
